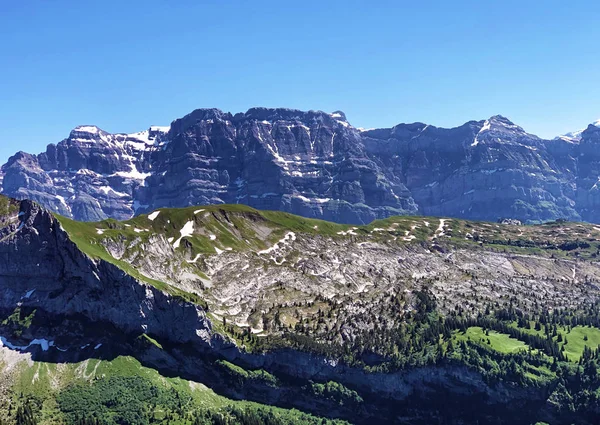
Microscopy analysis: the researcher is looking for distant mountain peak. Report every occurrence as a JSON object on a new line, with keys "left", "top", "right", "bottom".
{"left": 330, "top": 111, "right": 347, "bottom": 121}
{"left": 488, "top": 114, "right": 513, "bottom": 124}
{"left": 70, "top": 125, "right": 109, "bottom": 138}
{"left": 68, "top": 125, "right": 113, "bottom": 144}
{"left": 470, "top": 115, "right": 528, "bottom": 147}
{"left": 72, "top": 125, "right": 103, "bottom": 134}
{"left": 329, "top": 111, "right": 352, "bottom": 129}
{"left": 558, "top": 118, "right": 600, "bottom": 142}
{"left": 485, "top": 115, "right": 525, "bottom": 131}
{"left": 67, "top": 124, "right": 170, "bottom": 148}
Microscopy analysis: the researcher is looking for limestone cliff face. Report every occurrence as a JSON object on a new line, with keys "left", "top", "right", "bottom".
{"left": 0, "top": 108, "right": 417, "bottom": 224}
{"left": 363, "top": 116, "right": 579, "bottom": 222}
{"left": 140, "top": 108, "right": 417, "bottom": 224}
{"left": 10, "top": 107, "right": 600, "bottom": 225}
{"left": 575, "top": 124, "right": 600, "bottom": 223}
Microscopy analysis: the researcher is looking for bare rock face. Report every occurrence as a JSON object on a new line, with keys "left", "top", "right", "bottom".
{"left": 0, "top": 199, "right": 213, "bottom": 348}
{"left": 575, "top": 124, "right": 600, "bottom": 223}
{"left": 139, "top": 108, "right": 417, "bottom": 224}
{"left": 1, "top": 109, "right": 418, "bottom": 224}
{"left": 2, "top": 107, "right": 600, "bottom": 224}
{"left": 363, "top": 115, "right": 579, "bottom": 223}
{"left": 1, "top": 126, "right": 168, "bottom": 221}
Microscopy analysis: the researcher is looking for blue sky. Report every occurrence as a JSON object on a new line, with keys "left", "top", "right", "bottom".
{"left": 1, "top": 1, "right": 599, "bottom": 163}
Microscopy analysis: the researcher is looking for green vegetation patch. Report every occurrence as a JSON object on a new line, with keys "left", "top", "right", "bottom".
{"left": 7, "top": 355, "right": 348, "bottom": 424}
{"left": 0, "top": 195, "right": 21, "bottom": 218}
{"left": 138, "top": 333, "right": 163, "bottom": 350}
{"left": 561, "top": 326, "right": 600, "bottom": 362}
{"left": 259, "top": 210, "right": 348, "bottom": 236}
{"left": 215, "top": 359, "right": 278, "bottom": 387}
{"left": 454, "top": 327, "right": 529, "bottom": 354}
{"left": 310, "top": 381, "right": 363, "bottom": 406}
{"left": 2, "top": 307, "right": 36, "bottom": 337}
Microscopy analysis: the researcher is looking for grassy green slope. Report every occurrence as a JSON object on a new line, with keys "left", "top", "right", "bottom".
{"left": 454, "top": 327, "right": 528, "bottom": 354}
{"left": 58, "top": 203, "right": 600, "bottom": 260}
{"left": 6, "top": 355, "right": 348, "bottom": 425}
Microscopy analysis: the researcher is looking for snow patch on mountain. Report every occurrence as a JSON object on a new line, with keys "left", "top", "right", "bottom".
{"left": 559, "top": 119, "right": 600, "bottom": 142}
{"left": 73, "top": 125, "right": 101, "bottom": 134}
{"left": 471, "top": 120, "right": 491, "bottom": 147}
{"left": 173, "top": 221, "right": 195, "bottom": 249}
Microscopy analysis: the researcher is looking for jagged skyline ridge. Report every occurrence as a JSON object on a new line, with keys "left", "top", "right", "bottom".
{"left": 2, "top": 106, "right": 600, "bottom": 225}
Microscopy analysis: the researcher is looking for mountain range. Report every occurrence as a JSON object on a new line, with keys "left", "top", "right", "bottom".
{"left": 3, "top": 107, "right": 600, "bottom": 225}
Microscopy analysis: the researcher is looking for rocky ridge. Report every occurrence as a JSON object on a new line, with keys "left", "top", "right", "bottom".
{"left": 4, "top": 108, "right": 600, "bottom": 224}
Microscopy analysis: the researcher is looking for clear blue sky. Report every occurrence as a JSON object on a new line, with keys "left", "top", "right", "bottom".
{"left": 1, "top": 0, "right": 599, "bottom": 163}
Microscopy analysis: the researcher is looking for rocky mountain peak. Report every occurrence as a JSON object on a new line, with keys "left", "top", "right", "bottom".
{"left": 558, "top": 118, "right": 600, "bottom": 142}
{"left": 487, "top": 114, "right": 513, "bottom": 124}
{"left": 71, "top": 124, "right": 104, "bottom": 133}
{"left": 4, "top": 151, "right": 36, "bottom": 166}
{"left": 68, "top": 125, "right": 110, "bottom": 140}
{"left": 579, "top": 121, "right": 600, "bottom": 146}
{"left": 330, "top": 110, "right": 348, "bottom": 121}
{"left": 243, "top": 107, "right": 309, "bottom": 121}
{"left": 582, "top": 121, "right": 600, "bottom": 135}
{"left": 65, "top": 125, "right": 170, "bottom": 149}
{"left": 240, "top": 108, "right": 349, "bottom": 130}
{"left": 148, "top": 125, "right": 170, "bottom": 137}
{"left": 469, "top": 115, "right": 534, "bottom": 148}
{"left": 483, "top": 115, "right": 527, "bottom": 134}
{"left": 169, "top": 108, "right": 233, "bottom": 136}
{"left": 119, "top": 126, "right": 170, "bottom": 147}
